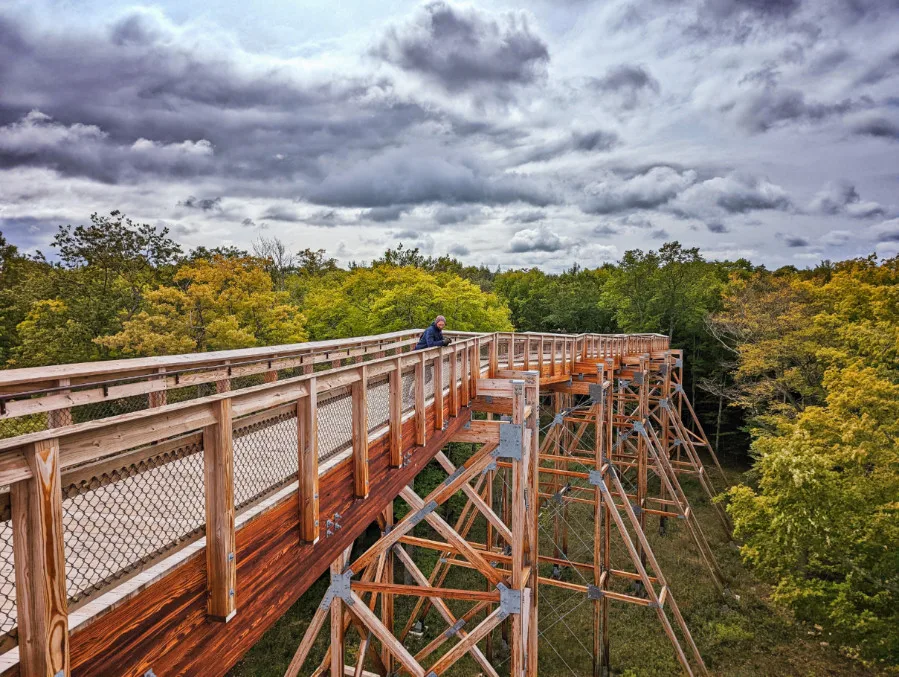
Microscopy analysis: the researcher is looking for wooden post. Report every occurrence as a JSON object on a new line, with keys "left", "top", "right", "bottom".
{"left": 415, "top": 354, "right": 426, "bottom": 446}
{"left": 203, "top": 398, "right": 237, "bottom": 622}
{"left": 216, "top": 362, "right": 232, "bottom": 394}
{"left": 11, "top": 439, "right": 69, "bottom": 677}
{"left": 489, "top": 336, "right": 498, "bottom": 377}
{"left": 298, "top": 381, "right": 320, "bottom": 543}
{"left": 47, "top": 379, "right": 72, "bottom": 429}
{"left": 449, "top": 347, "right": 459, "bottom": 416}
{"left": 382, "top": 505, "right": 394, "bottom": 675}
{"left": 461, "top": 343, "right": 470, "bottom": 406}
{"left": 510, "top": 380, "right": 527, "bottom": 677}
{"left": 352, "top": 365, "right": 370, "bottom": 499}
{"left": 148, "top": 368, "right": 167, "bottom": 408}
{"left": 389, "top": 360, "right": 403, "bottom": 468}
{"left": 330, "top": 559, "right": 344, "bottom": 677}
{"left": 433, "top": 353, "right": 444, "bottom": 431}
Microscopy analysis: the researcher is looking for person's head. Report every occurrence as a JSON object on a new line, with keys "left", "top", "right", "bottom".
{"left": 435, "top": 315, "right": 446, "bottom": 330}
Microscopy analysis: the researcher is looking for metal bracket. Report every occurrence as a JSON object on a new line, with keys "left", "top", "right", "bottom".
{"left": 589, "top": 383, "right": 606, "bottom": 403}
{"left": 587, "top": 584, "right": 604, "bottom": 600}
{"left": 443, "top": 465, "right": 466, "bottom": 486}
{"left": 659, "top": 398, "right": 671, "bottom": 410}
{"left": 443, "top": 618, "right": 466, "bottom": 638}
{"left": 588, "top": 470, "right": 607, "bottom": 491}
{"left": 483, "top": 460, "right": 497, "bottom": 473}
{"left": 632, "top": 421, "right": 645, "bottom": 434}
{"left": 658, "top": 364, "right": 668, "bottom": 376}
{"left": 630, "top": 502, "right": 643, "bottom": 516}
{"left": 499, "top": 414, "right": 512, "bottom": 422}
{"left": 633, "top": 372, "right": 644, "bottom": 385}
{"left": 320, "top": 569, "right": 355, "bottom": 609}
{"left": 325, "top": 512, "right": 343, "bottom": 538}
{"left": 408, "top": 501, "right": 438, "bottom": 526}
{"left": 462, "top": 420, "right": 471, "bottom": 430}
{"left": 497, "top": 583, "right": 522, "bottom": 616}
{"left": 552, "top": 413, "right": 564, "bottom": 427}
{"left": 675, "top": 358, "right": 683, "bottom": 368}
{"left": 494, "top": 423, "right": 523, "bottom": 460}
{"left": 618, "top": 379, "right": 630, "bottom": 391}
{"left": 672, "top": 438, "right": 682, "bottom": 447}
{"left": 577, "top": 373, "right": 584, "bottom": 381}
{"left": 673, "top": 383, "right": 684, "bottom": 393}
{"left": 484, "top": 395, "right": 494, "bottom": 404}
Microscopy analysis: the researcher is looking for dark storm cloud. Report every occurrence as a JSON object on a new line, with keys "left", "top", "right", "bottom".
{"left": 650, "top": 228, "right": 670, "bottom": 239}
{"left": 393, "top": 229, "right": 421, "bottom": 239}
{"left": 586, "top": 64, "right": 659, "bottom": 109}
{"left": 434, "top": 205, "right": 483, "bottom": 225}
{"left": 809, "top": 181, "right": 886, "bottom": 218}
{"left": 872, "top": 219, "right": 899, "bottom": 242}
{"left": 0, "top": 110, "right": 216, "bottom": 183}
{"left": 508, "top": 226, "right": 566, "bottom": 253}
{"left": 261, "top": 205, "right": 301, "bottom": 222}
{"left": 505, "top": 210, "right": 544, "bottom": 224}
{"left": 361, "top": 206, "right": 409, "bottom": 222}
{"left": 374, "top": 1, "right": 549, "bottom": 92}
{"left": 448, "top": 244, "right": 470, "bottom": 256}
{"left": 592, "top": 224, "right": 619, "bottom": 237}
{"left": 707, "top": 222, "right": 729, "bottom": 233}
{"left": 731, "top": 86, "right": 855, "bottom": 133}
{"left": 518, "top": 130, "right": 618, "bottom": 164}
{"left": 786, "top": 236, "right": 809, "bottom": 247}
{"left": 851, "top": 116, "right": 899, "bottom": 139}
{"left": 857, "top": 48, "right": 899, "bottom": 85}
{"left": 179, "top": 196, "right": 222, "bottom": 211}
{"left": 0, "top": 10, "right": 437, "bottom": 187}
{"left": 306, "top": 146, "right": 554, "bottom": 208}
{"left": 702, "top": 0, "right": 802, "bottom": 20}
{"left": 668, "top": 174, "right": 793, "bottom": 217}
{"left": 580, "top": 167, "right": 696, "bottom": 214}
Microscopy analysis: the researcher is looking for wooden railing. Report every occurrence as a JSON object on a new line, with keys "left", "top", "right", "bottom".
{"left": 0, "top": 329, "right": 669, "bottom": 677}
{"left": 0, "top": 331, "right": 668, "bottom": 439}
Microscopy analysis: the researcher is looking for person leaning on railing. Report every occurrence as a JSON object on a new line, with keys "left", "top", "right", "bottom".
{"left": 415, "top": 315, "right": 452, "bottom": 350}
{"left": 405, "top": 315, "right": 451, "bottom": 401}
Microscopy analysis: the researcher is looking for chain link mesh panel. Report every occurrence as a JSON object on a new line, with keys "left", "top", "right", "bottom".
{"left": 62, "top": 436, "right": 206, "bottom": 607}
{"left": 0, "top": 494, "right": 15, "bottom": 652}
{"left": 233, "top": 408, "right": 298, "bottom": 511}
{"left": 366, "top": 376, "right": 390, "bottom": 434}
{"left": 317, "top": 391, "right": 354, "bottom": 462}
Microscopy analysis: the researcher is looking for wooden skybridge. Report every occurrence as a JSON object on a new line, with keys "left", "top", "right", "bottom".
{"left": 0, "top": 330, "right": 727, "bottom": 677}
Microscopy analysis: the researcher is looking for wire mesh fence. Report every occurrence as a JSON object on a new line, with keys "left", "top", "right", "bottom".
{"left": 61, "top": 435, "right": 206, "bottom": 608}
{"left": 0, "top": 494, "right": 15, "bottom": 653}
{"left": 318, "top": 390, "right": 354, "bottom": 463}
{"left": 367, "top": 376, "right": 390, "bottom": 434}
{"left": 233, "top": 408, "right": 299, "bottom": 511}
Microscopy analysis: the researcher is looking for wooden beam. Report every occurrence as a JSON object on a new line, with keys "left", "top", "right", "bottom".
{"left": 298, "top": 382, "right": 320, "bottom": 543}
{"left": 433, "top": 353, "right": 444, "bottom": 432}
{"left": 11, "top": 439, "right": 69, "bottom": 677}
{"left": 203, "top": 398, "right": 237, "bottom": 622}
{"left": 388, "top": 359, "right": 403, "bottom": 468}
{"left": 415, "top": 354, "right": 426, "bottom": 446}
{"left": 352, "top": 366, "right": 369, "bottom": 499}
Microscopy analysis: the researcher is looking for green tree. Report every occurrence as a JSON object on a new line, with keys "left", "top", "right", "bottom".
{"left": 302, "top": 265, "right": 511, "bottom": 340}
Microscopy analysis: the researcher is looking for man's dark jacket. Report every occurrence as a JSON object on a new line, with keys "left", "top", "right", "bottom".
{"left": 415, "top": 322, "right": 444, "bottom": 350}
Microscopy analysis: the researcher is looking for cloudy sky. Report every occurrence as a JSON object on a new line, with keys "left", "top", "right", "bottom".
{"left": 1, "top": 0, "right": 897, "bottom": 270}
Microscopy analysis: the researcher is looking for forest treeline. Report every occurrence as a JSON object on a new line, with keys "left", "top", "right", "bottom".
{"left": 0, "top": 212, "right": 896, "bottom": 666}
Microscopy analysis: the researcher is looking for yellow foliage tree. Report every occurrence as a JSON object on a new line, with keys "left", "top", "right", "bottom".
{"left": 98, "top": 256, "right": 307, "bottom": 356}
